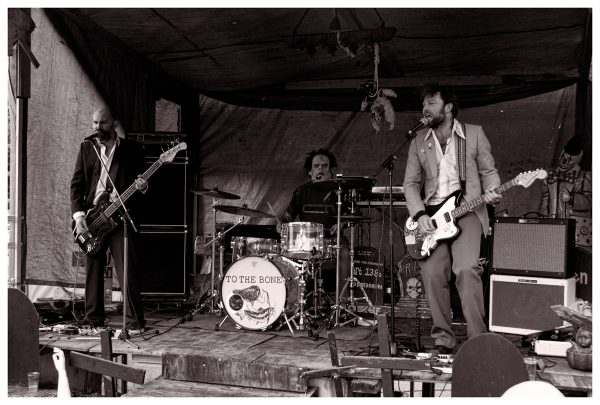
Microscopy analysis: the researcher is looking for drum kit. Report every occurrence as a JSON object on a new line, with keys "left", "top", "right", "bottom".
{"left": 190, "top": 176, "right": 376, "bottom": 336}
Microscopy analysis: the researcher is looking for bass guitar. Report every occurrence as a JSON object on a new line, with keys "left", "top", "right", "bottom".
{"left": 404, "top": 169, "right": 547, "bottom": 260}
{"left": 73, "top": 142, "right": 187, "bottom": 255}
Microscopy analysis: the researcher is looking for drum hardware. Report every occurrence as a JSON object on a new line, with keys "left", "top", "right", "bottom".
{"left": 338, "top": 189, "right": 375, "bottom": 325}
{"left": 191, "top": 185, "right": 245, "bottom": 316}
{"left": 284, "top": 260, "right": 316, "bottom": 333}
{"left": 191, "top": 187, "right": 241, "bottom": 200}
{"left": 311, "top": 187, "right": 374, "bottom": 337}
{"left": 305, "top": 259, "right": 333, "bottom": 320}
{"left": 214, "top": 204, "right": 276, "bottom": 218}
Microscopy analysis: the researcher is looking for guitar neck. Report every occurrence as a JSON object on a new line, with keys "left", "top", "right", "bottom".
{"left": 452, "top": 179, "right": 516, "bottom": 219}
{"left": 103, "top": 160, "right": 163, "bottom": 217}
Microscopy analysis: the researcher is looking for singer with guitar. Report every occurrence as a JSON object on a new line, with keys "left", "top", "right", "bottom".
{"left": 403, "top": 85, "right": 501, "bottom": 354}
{"left": 70, "top": 107, "right": 147, "bottom": 332}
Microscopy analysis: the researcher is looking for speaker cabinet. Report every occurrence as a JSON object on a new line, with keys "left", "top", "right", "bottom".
{"left": 138, "top": 228, "right": 187, "bottom": 300}
{"left": 128, "top": 133, "right": 189, "bottom": 302}
{"left": 491, "top": 217, "right": 575, "bottom": 278}
{"left": 489, "top": 274, "right": 576, "bottom": 335}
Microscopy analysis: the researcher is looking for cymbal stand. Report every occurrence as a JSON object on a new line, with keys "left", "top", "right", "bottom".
{"left": 189, "top": 215, "right": 243, "bottom": 319}
{"left": 337, "top": 189, "right": 374, "bottom": 326}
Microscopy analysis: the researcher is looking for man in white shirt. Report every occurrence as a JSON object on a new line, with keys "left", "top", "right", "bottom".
{"left": 70, "top": 107, "right": 148, "bottom": 333}
{"left": 403, "top": 85, "right": 501, "bottom": 353}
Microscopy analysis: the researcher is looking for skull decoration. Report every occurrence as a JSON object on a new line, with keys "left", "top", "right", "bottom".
{"left": 405, "top": 277, "right": 423, "bottom": 299}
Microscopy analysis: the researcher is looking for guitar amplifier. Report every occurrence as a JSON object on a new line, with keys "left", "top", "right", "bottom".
{"left": 489, "top": 274, "right": 576, "bottom": 335}
{"left": 491, "top": 217, "right": 575, "bottom": 278}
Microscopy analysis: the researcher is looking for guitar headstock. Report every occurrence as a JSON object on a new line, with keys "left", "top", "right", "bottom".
{"left": 514, "top": 169, "right": 548, "bottom": 188}
{"left": 160, "top": 142, "right": 187, "bottom": 163}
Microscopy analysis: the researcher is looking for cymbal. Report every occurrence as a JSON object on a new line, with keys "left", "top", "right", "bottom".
{"left": 190, "top": 187, "right": 240, "bottom": 200}
{"left": 311, "top": 176, "right": 375, "bottom": 192}
{"left": 214, "top": 204, "right": 275, "bottom": 218}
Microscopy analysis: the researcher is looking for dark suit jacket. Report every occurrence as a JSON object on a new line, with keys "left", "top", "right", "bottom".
{"left": 70, "top": 137, "right": 146, "bottom": 222}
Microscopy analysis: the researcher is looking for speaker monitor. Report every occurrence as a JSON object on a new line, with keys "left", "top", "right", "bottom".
{"left": 491, "top": 217, "right": 575, "bottom": 278}
{"left": 138, "top": 229, "right": 187, "bottom": 300}
{"left": 489, "top": 274, "right": 576, "bottom": 335}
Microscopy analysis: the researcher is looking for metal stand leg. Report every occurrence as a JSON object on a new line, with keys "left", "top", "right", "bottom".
{"left": 333, "top": 188, "right": 375, "bottom": 326}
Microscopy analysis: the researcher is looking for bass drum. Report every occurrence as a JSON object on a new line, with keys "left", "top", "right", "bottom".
{"left": 221, "top": 255, "right": 299, "bottom": 330}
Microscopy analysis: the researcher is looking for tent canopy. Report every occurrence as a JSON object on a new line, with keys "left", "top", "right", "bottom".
{"left": 51, "top": 8, "right": 591, "bottom": 111}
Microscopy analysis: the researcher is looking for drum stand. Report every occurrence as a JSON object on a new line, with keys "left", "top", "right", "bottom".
{"left": 337, "top": 189, "right": 374, "bottom": 326}
{"left": 188, "top": 203, "right": 243, "bottom": 320}
{"left": 306, "top": 260, "right": 332, "bottom": 319}
{"left": 311, "top": 187, "right": 373, "bottom": 338}
{"left": 285, "top": 259, "right": 315, "bottom": 334}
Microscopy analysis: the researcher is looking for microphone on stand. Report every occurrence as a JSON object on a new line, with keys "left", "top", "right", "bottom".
{"left": 84, "top": 132, "right": 100, "bottom": 142}
{"left": 406, "top": 117, "right": 431, "bottom": 137}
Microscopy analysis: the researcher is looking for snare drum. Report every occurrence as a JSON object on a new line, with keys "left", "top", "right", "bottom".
{"left": 280, "top": 222, "right": 325, "bottom": 260}
{"left": 231, "top": 236, "right": 279, "bottom": 261}
{"left": 221, "top": 255, "right": 300, "bottom": 330}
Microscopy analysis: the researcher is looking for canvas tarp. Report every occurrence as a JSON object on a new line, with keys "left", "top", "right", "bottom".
{"left": 8, "top": 9, "right": 583, "bottom": 301}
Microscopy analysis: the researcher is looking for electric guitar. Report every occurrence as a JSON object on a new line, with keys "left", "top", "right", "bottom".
{"left": 73, "top": 142, "right": 187, "bottom": 255}
{"left": 404, "top": 169, "right": 548, "bottom": 260}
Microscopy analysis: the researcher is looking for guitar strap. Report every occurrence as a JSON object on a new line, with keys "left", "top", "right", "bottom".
{"left": 458, "top": 122, "right": 467, "bottom": 192}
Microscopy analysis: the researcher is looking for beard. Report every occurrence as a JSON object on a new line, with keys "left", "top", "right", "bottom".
{"left": 96, "top": 128, "right": 113, "bottom": 143}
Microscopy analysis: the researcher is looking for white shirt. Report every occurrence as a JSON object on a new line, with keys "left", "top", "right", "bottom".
{"left": 425, "top": 119, "right": 465, "bottom": 205}
{"left": 72, "top": 138, "right": 120, "bottom": 221}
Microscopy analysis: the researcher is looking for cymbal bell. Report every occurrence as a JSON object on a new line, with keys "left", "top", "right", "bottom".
{"left": 190, "top": 187, "right": 240, "bottom": 200}
{"left": 311, "top": 176, "right": 375, "bottom": 192}
{"left": 214, "top": 204, "right": 275, "bottom": 218}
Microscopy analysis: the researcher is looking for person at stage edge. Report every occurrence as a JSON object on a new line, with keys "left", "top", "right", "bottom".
{"left": 403, "top": 85, "right": 501, "bottom": 354}
{"left": 70, "top": 107, "right": 148, "bottom": 332}
{"left": 280, "top": 148, "right": 350, "bottom": 293}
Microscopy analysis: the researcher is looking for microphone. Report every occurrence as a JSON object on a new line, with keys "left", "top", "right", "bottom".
{"left": 407, "top": 117, "right": 431, "bottom": 137}
{"left": 84, "top": 132, "right": 99, "bottom": 142}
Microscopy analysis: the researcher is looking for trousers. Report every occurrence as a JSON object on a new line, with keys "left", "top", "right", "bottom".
{"left": 418, "top": 212, "right": 487, "bottom": 348}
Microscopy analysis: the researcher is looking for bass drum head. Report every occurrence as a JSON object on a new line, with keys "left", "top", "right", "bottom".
{"left": 268, "top": 255, "right": 300, "bottom": 317}
{"left": 221, "top": 256, "right": 287, "bottom": 330}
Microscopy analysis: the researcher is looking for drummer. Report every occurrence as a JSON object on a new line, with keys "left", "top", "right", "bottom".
{"left": 279, "top": 148, "right": 350, "bottom": 297}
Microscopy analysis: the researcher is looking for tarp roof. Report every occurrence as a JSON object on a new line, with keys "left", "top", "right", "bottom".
{"left": 49, "top": 8, "right": 591, "bottom": 111}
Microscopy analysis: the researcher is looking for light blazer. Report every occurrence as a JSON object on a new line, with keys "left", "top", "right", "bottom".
{"left": 403, "top": 122, "right": 500, "bottom": 236}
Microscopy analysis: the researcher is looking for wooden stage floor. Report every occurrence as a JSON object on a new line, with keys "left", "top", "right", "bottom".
{"left": 35, "top": 307, "right": 591, "bottom": 397}
{"left": 37, "top": 307, "right": 458, "bottom": 396}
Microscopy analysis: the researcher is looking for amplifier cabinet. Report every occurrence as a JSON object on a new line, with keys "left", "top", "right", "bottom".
{"left": 489, "top": 274, "right": 576, "bottom": 335}
{"left": 491, "top": 217, "right": 575, "bottom": 278}
{"left": 138, "top": 227, "right": 187, "bottom": 301}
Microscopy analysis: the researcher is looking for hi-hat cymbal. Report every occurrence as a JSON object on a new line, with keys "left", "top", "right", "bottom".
{"left": 311, "top": 176, "right": 376, "bottom": 192}
{"left": 214, "top": 204, "right": 275, "bottom": 218}
{"left": 191, "top": 187, "right": 240, "bottom": 200}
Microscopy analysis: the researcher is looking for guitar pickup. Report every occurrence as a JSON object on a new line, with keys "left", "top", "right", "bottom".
{"left": 431, "top": 219, "right": 438, "bottom": 229}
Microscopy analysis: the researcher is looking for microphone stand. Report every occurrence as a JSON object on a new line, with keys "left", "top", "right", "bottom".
{"left": 87, "top": 138, "right": 140, "bottom": 349}
{"left": 371, "top": 131, "right": 418, "bottom": 346}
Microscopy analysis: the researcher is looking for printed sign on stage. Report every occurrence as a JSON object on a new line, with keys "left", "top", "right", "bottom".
{"left": 354, "top": 246, "right": 384, "bottom": 306}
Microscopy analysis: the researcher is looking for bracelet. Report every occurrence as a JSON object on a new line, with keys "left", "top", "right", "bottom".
{"left": 413, "top": 210, "right": 427, "bottom": 221}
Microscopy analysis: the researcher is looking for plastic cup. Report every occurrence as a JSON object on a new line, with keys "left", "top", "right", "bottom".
{"left": 27, "top": 371, "right": 40, "bottom": 394}
{"left": 523, "top": 357, "right": 537, "bottom": 380}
